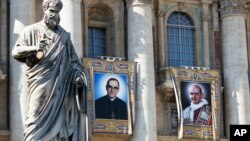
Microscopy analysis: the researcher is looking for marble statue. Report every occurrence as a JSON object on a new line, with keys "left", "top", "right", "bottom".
{"left": 12, "top": 0, "right": 87, "bottom": 140}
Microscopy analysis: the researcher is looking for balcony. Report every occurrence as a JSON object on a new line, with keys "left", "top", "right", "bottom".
{"left": 157, "top": 67, "right": 175, "bottom": 102}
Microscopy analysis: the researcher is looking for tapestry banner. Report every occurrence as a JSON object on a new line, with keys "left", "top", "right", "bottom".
{"left": 83, "top": 58, "right": 137, "bottom": 135}
{"left": 171, "top": 67, "right": 220, "bottom": 140}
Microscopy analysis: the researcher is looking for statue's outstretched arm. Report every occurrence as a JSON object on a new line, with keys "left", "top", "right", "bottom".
{"left": 12, "top": 39, "right": 47, "bottom": 59}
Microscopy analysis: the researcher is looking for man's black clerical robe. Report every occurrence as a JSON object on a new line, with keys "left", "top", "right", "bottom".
{"left": 95, "top": 95, "right": 128, "bottom": 120}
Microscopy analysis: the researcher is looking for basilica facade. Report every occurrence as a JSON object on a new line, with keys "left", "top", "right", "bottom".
{"left": 1, "top": 0, "right": 250, "bottom": 141}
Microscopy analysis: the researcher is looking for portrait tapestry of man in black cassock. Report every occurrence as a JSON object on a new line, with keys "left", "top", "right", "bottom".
{"left": 95, "top": 77, "right": 128, "bottom": 120}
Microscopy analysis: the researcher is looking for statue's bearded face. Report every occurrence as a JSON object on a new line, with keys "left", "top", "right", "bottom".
{"left": 44, "top": 3, "right": 61, "bottom": 29}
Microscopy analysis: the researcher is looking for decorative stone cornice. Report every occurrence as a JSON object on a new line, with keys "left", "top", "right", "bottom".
{"left": 219, "top": 0, "right": 248, "bottom": 18}
{"left": 126, "top": 0, "right": 152, "bottom": 6}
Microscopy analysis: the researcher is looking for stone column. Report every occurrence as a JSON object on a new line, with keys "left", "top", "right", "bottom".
{"left": 60, "top": 0, "right": 83, "bottom": 58}
{"left": 220, "top": 0, "right": 250, "bottom": 136}
{"left": 126, "top": 0, "right": 157, "bottom": 141}
{"left": 202, "top": 0, "right": 212, "bottom": 68}
{"left": 9, "top": 0, "right": 35, "bottom": 140}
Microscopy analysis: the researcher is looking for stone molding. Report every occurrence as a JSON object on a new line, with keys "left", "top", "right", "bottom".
{"left": 219, "top": 0, "right": 247, "bottom": 17}
{"left": 126, "top": 0, "right": 152, "bottom": 6}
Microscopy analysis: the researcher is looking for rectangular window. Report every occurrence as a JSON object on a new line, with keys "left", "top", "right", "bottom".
{"left": 167, "top": 12, "right": 195, "bottom": 67}
{"left": 88, "top": 27, "right": 106, "bottom": 58}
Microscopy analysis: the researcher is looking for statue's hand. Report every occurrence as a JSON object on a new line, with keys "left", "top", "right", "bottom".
{"left": 36, "top": 39, "right": 47, "bottom": 51}
{"left": 36, "top": 39, "right": 47, "bottom": 59}
{"left": 75, "top": 75, "right": 85, "bottom": 88}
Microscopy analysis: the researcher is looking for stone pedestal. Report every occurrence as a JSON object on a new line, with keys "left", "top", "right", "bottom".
{"left": 220, "top": 0, "right": 250, "bottom": 136}
{"left": 127, "top": 0, "right": 157, "bottom": 141}
{"left": 9, "top": 0, "right": 36, "bottom": 140}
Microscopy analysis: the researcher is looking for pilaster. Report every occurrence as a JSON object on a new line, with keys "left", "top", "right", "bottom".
{"left": 201, "top": 0, "right": 212, "bottom": 68}
{"left": 158, "top": 14, "right": 165, "bottom": 68}
{"left": 212, "top": 1, "right": 219, "bottom": 31}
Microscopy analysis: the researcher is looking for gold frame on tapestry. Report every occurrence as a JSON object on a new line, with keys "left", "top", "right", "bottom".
{"left": 83, "top": 58, "right": 137, "bottom": 135}
{"left": 171, "top": 67, "right": 220, "bottom": 141}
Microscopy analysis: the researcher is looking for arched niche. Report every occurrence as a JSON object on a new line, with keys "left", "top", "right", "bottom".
{"left": 88, "top": 4, "right": 114, "bottom": 23}
{"left": 83, "top": 0, "right": 125, "bottom": 58}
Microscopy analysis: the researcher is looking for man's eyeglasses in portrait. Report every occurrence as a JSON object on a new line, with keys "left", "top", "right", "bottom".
{"left": 108, "top": 85, "right": 119, "bottom": 90}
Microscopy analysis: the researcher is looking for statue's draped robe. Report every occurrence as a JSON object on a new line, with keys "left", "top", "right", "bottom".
{"left": 14, "top": 22, "right": 86, "bottom": 141}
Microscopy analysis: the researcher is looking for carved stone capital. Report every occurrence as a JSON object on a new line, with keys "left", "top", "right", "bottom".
{"left": 126, "top": 0, "right": 152, "bottom": 6}
{"left": 219, "top": 0, "right": 247, "bottom": 17}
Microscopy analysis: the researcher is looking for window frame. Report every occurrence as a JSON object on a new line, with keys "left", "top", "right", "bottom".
{"left": 83, "top": 2, "right": 125, "bottom": 59}
{"left": 88, "top": 25, "right": 107, "bottom": 59}
{"left": 166, "top": 11, "right": 196, "bottom": 67}
{"left": 163, "top": 9, "right": 201, "bottom": 68}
